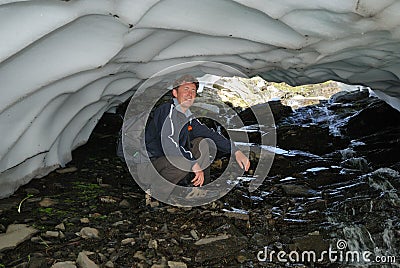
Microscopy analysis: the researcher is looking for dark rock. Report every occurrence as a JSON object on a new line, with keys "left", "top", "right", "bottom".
{"left": 281, "top": 184, "right": 319, "bottom": 197}
{"left": 352, "top": 127, "right": 400, "bottom": 167}
{"left": 330, "top": 88, "right": 369, "bottom": 103}
{"left": 194, "top": 236, "right": 247, "bottom": 263}
{"left": 24, "top": 188, "right": 40, "bottom": 195}
{"left": 27, "top": 255, "right": 48, "bottom": 268}
{"left": 343, "top": 101, "right": 400, "bottom": 138}
{"left": 239, "top": 100, "right": 292, "bottom": 125}
{"left": 291, "top": 233, "right": 329, "bottom": 254}
{"left": 340, "top": 157, "right": 370, "bottom": 172}
{"left": 250, "top": 233, "right": 276, "bottom": 246}
{"left": 277, "top": 125, "right": 343, "bottom": 155}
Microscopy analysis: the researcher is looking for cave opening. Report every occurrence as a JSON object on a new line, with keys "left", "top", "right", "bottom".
{"left": 1, "top": 75, "right": 400, "bottom": 267}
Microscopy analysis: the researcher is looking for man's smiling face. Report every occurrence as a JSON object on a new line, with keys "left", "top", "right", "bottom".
{"left": 173, "top": 82, "right": 197, "bottom": 111}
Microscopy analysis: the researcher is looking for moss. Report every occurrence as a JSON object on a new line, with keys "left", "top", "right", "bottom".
{"left": 37, "top": 207, "right": 76, "bottom": 218}
{"left": 38, "top": 207, "right": 53, "bottom": 214}
{"left": 71, "top": 182, "right": 105, "bottom": 201}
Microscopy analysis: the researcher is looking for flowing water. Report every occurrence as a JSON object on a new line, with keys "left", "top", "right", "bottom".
{"left": 226, "top": 93, "right": 400, "bottom": 267}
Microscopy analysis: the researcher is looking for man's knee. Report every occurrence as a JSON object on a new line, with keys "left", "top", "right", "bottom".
{"left": 191, "top": 137, "right": 216, "bottom": 159}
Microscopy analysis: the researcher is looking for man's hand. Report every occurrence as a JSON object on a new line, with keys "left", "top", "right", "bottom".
{"left": 235, "top": 150, "right": 250, "bottom": 171}
{"left": 191, "top": 162, "right": 204, "bottom": 186}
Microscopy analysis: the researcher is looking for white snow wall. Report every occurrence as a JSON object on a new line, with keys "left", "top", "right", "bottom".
{"left": 1, "top": 0, "right": 400, "bottom": 198}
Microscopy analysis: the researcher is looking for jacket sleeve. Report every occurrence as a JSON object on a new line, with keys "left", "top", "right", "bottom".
{"left": 191, "top": 119, "right": 237, "bottom": 154}
{"left": 154, "top": 104, "right": 196, "bottom": 161}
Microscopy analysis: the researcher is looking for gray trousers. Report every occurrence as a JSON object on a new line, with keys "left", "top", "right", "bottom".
{"left": 137, "top": 137, "right": 216, "bottom": 200}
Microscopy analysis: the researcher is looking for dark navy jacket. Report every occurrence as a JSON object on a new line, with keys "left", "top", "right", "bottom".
{"left": 145, "top": 99, "right": 236, "bottom": 164}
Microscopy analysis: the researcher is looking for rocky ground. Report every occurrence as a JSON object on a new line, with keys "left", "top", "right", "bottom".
{"left": 1, "top": 90, "right": 399, "bottom": 268}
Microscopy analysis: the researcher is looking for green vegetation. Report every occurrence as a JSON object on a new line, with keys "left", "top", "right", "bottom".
{"left": 38, "top": 207, "right": 53, "bottom": 214}
{"left": 72, "top": 181, "right": 104, "bottom": 201}
{"left": 37, "top": 207, "right": 74, "bottom": 218}
{"left": 72, "top": 182, "right": 101, "bottom": 190}
{"left": 270, "top": 80, "right": 340, "bottom": 98}
{"left": 93, "top": 214, "right": 108, "bottom": 221}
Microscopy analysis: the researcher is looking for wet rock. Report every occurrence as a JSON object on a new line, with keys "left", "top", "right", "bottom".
{"left": 167, "top": 261, "right": 187, "bottom": 268}
{"left": 51, "top": 261, "right": 77, "bottom": 268}
{"left": 236, "top": 254, "right": 248, "bottom": 263}
{"left": 104, "top": 261, "right": 114, "bottom": 268}
{"left": 222, "top": 210, "right": 250, "bottom": 221}
{"left": 330, "top": 88, "right": 369, "bottom": 103}
{"left": 53, "top": 251, "right": 63, "bottom": 259}
{"left": 291, "top": 233, "right": 330, "bottom": 254}
{"left": 343, "top": 100, "right": 400, "bottom": 138}
{"left": 167, "top": 208, "right": 178, "bottom": 213}
{"left": 152, "top": 264, "right": 167, "bottom": 268}
{"left": 194, "top": 234, "right": 230, "bottom": 245}
{"left": 55, "top": 222, "right": 65, "bottom": 231}
{"left": 250, "top": 233, "right": 272, "bottom": 247}
{"left": 239, "top": 100, "right": 292, "bottom": 125}
{"left": 160, "top": 223, "right": 168, "bottom": 233}
{"left": 80, "top": 217, "right": 90, "bottom": 224}
{"left": 24, "top": 188, "right": 40, "bottom": 195}
{"left": 281, "top": 184, "right": 318, "bottom": 197}
{"left": 98, "top": 253, "right": 107, "bottom": 262}
{"left": 99, "top": 196, "right": 118, "bottom": 203}
{"left": 44, "top": 231, "right": 61, "bottom": 238}
{"left": 121, "top": 237, "right": 135, "bottom": 245}
{"left": 31, "top": 236, "right": 51, "bottom": 245}
{"left": 79, "top": 227, "right": 100, "bottom": 239}
{"left": 133, "top": 251, "right": 146, "bottom": 261}
{"left": 24, "top": 254, "right": 47, "bottom": 268}
{"left": 190, "top": 229, "right": 199, "bottom": 240}
{"left": 76, "top": 251, "right": 99, "bottom": 268}
{"left": 194, "top": 236, "right": 247, "bottom": 263}
{"left": 340, "top": 148, "right": 356, "bottom": 160}
{"left": 353, "top": 127, "right": 400, "bottom": 167}
{"left": 148, "top": 239, "right": 158, "bottom": 249}
{"left": 39, "top": 198, "right": 57, "bottom": 207}
{"left": 0, "top": 224, "right": 38, "bottom": 252}
{"left": 277, "top": 124, "right": 343, "bottom": 155}
{"left": 56, "top": 166, "right": 78, "bottom": 174}
{"left": 269, "top": 99, "right": 294, "bottom": 116}
{"left": 112, "top": 219, "right": 131, "bottom": 227}
{"left": 340, "top": 157, "right": 370, "bottom": 172}
{"left": 119, "top": 199, "right": 130, "bottom": 208}
{"left": 303, "top": 199, "right": 327, "bottom": 211}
